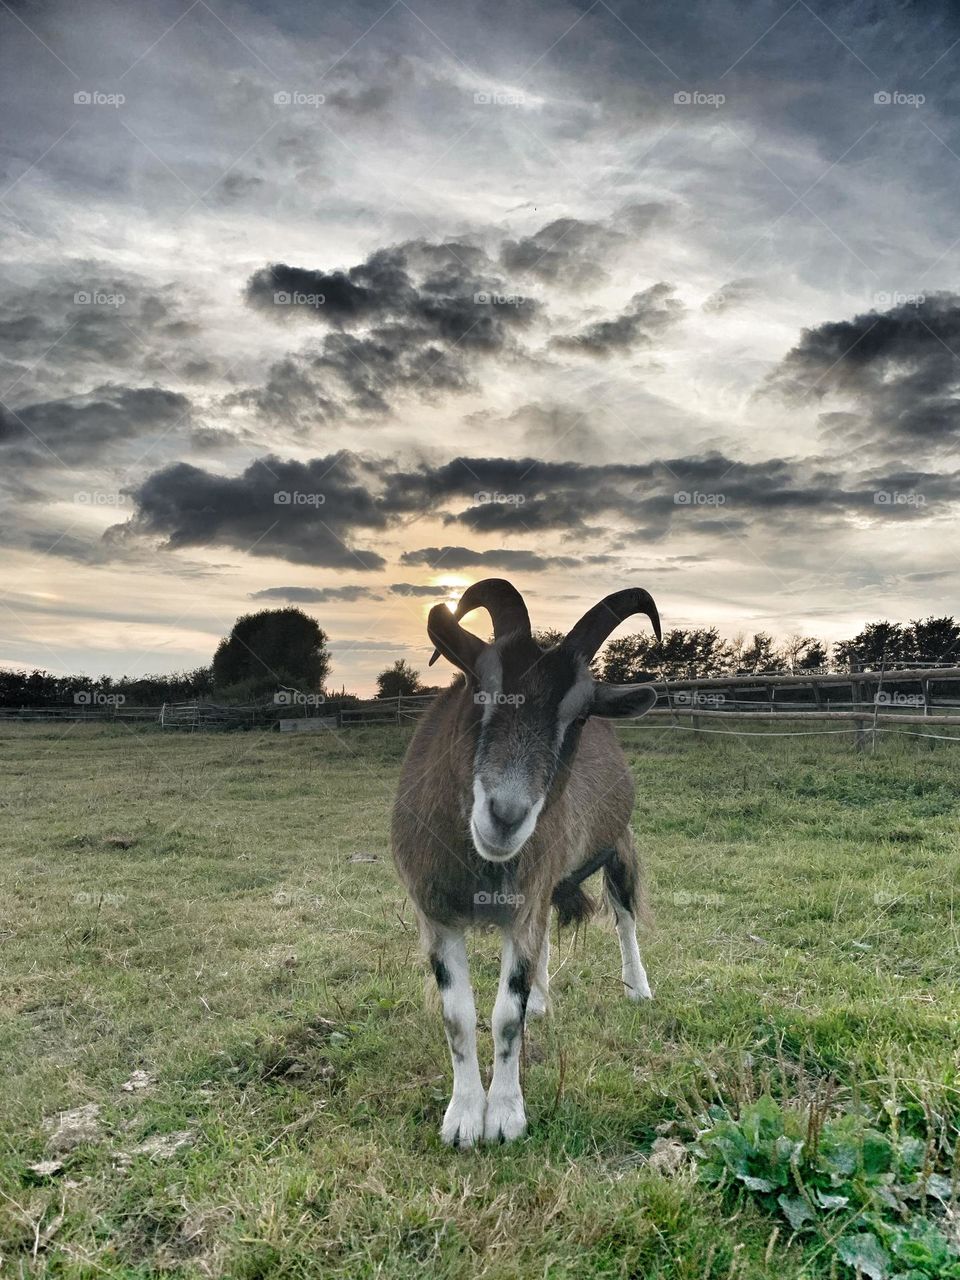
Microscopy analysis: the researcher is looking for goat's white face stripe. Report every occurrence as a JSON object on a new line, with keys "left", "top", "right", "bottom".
{"left": 553, "top": 667, "right": 594, "bottom": 753}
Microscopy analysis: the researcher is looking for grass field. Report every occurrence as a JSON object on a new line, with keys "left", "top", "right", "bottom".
{"left": 1, "top": 721, "right": 959, "bottom": 1278}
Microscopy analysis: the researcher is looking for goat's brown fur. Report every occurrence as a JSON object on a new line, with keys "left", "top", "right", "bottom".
{"left": 391, "top": 676, "right": 649, "bottom": 945}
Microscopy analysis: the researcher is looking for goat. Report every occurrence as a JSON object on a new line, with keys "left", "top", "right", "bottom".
{"left": 391, "top": 579, "right": 661, "bottom": 1146}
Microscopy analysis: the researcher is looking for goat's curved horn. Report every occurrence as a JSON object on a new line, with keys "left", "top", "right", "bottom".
{"left": 562, "top": 588, "right": 662, "bottom": 662}
{"left": 428, "top": 578, "right": 530, "bottom": 667}
{"left": 427, "top": 602, "right": 485, "bottom": 676}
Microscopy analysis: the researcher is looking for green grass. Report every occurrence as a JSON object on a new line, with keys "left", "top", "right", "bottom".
{"left": 1, "top": 721, "right": 959, "bottom": 1277}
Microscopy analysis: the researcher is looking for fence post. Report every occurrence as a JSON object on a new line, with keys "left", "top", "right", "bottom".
{"left": 853, "top": 673, "right": 867, "bottom": 753}
{"left": 922, "top": 677, "right": 934, "bottom": 750}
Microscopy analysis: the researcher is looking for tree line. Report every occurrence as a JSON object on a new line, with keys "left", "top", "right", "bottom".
{"left": 1, "top": 610, "right": 957, "bottom": 708}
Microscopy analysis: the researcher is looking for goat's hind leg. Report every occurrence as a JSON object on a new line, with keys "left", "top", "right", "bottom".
{"left": 604, "top": 837, "right": 652, "bottom": 1001}
{"left": 424, "top": 922, "right": 485, "bottom": 1147}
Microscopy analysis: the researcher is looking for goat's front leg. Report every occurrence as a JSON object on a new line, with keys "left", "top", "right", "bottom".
{"left": 427, "top": 928, "right": 486, "bottom": 1148}
{"left": 485, "top": 926, "right": 540, "bottom": 1142}
{"left": 526, "top": 928, "right": 550, "bottom": 1018}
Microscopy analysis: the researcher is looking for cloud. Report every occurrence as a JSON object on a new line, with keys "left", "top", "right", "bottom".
{"left": 702, "top": 277, "right": 763, "bottom": 313}
{"left": 114, "top": 453, "right": 388, "bottom": 569}
{"left": 245, "top": 240, "right": 539, "bottom": 346}
{"left": 250, "top": 585, "right": 381, "bottom": 602}
{"left": 0, "top": 384, "right": 191, "bottom": 470}
{"left": 389, "top": 582, "right": 446, "bottom": 597}
{"left": 764, "top": 293, "right": 960, "bottom": 450}
{"left": 499, "top": 204, "right": 672, "bottom": 288}
{"left": 240, "top": 238, "right": 543, "bottom": 419}
{"left": 399, "top": 545, "right": 612, "bottom": 572}
{"left": 551, "top": 283, "right": 683, "bottom": 356}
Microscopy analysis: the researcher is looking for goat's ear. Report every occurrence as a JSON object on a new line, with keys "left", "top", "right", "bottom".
{"left": 590, "top": 682, "right": 658, "bottom": 719}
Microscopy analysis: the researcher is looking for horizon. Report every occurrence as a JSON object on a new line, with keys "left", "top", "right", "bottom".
{"left": 2, "top": 0, "right": 959, "bottom": 698}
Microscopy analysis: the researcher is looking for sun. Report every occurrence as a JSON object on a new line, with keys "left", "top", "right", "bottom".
{"left": 431, "top": 574, "right": 472, "bottom": 608}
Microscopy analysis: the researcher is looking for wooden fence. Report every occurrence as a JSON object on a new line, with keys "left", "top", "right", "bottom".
{"left": 3, "top": 666, "right": 960, "bottom": 747}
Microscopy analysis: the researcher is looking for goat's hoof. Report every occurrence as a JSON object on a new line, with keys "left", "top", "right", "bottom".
{"left": 483, "top": 1090, "right": 527, "bottom": 1142}
{"left": 526, "top": 990, "right": 548, "bottom": 1018}
{"left": 624, "top": 983, "right": 653, "bottom": 1002}
{"left": 441, "top": 1090, "right": 485, "bottom": 1149}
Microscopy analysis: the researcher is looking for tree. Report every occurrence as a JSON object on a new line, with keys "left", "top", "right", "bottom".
{"left": 796, "top": 639, "right": 828, "bottom": 670}
{"left": 212, "top": 608, "right": 329, "bottom": 699}
{"left": 377, "top": 659, "right": 422, "bottom": 699}
{"left": 908, "top": 616, "right": 960, "bottom": 665}
{"left": 782, "top": 634, "right": 828, "bottom": 672}
{"left": 532, "top": 628, "right": 565, "bottom": 651}
{"left": 835, "top": 621, "right": 908, "bottom": 671}
{"left": 739, "top": 632, "right": 781, "bottom": 674}
{"left": 598, "top": 633, "right": 657, "bottom": 683}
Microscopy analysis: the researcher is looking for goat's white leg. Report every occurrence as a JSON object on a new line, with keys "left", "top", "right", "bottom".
{"left": 428, "top": 929, "right": 485, "bottom": 1147}
{"left": 485, "top": 930, "right": 536, "bottom": 1142}
{"left": 526, "top": 929, "right": 550, "bottom": 1018}
{"left": 613, "top": 905, "right": 652, "bottom": 1001}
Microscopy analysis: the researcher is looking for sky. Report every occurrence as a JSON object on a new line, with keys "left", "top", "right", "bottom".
{"left": 1, "top": 0, "right": 959, "bottom": 694}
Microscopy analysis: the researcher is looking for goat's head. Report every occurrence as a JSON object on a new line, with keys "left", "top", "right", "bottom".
{"left": 427, "top": 579, "right": 661, "bottom": 863}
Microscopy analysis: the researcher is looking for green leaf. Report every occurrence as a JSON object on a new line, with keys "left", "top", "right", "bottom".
{"left": 814, "top": 1190, "right": 850, "bottom": 1210}
{"left": 861, "top": 1132, "right": 895, "bottom": 1178}
{"left": 837, "top": 1233, "right": 890, "bottom": 1280}
{"left": 740, "top": 1174, "right": 777, "bottom": 1192}
{"left": 778, "top": 1193, "right": 815, "bottom": 1231}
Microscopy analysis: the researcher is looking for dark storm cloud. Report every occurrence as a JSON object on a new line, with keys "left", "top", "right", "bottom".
{"left": 250, "top": 585, "right": 381, "bottom": 602}
{"left": 240, "top": 238, "right": 543, "bottom": 420}
{"left": 551, "top": 283, "right": 683, "bottom": 356}
{"left": 383, "top": 450, "right": 960, "bottom": 539}
{"left": 0, "top": 385, "right": 191, "bottom": 470}
{"left": 111, "top": 436, "right": 960, "bottom": 582}
{"left": 765, "top": 293, "right": 960, "bottom": 449}
{"left": 245, "top": 240, "right": 539, "bottom": 345}
{"left": 115, "top": 453, "right": 389, "bottom": 569}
